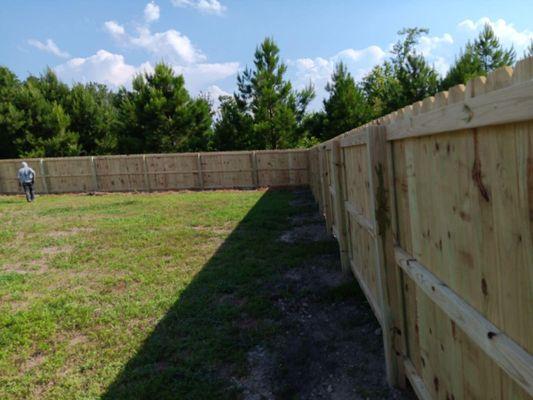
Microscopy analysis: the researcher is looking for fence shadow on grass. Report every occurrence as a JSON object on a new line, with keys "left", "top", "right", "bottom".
{"left": 101, "top": 188, "right": 329, "bottom": 400}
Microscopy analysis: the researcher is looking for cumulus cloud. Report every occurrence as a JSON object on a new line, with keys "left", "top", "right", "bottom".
{"left": 104, "top": 20, "right": 126, "bottom": 39}
{"left": 417, "top": 33, "right": 454, "bottom": 57}
{"left": 458, "top": 17, "right": 533, "bottom": 52}
{"left": 171, "top": 0, "right": 226, "bottom": 15}
{"left": 173, "top": 62, "right": 239, "bottom": 92}
{"left": 130, "top": 27, "right": 206, "bottom": 64}
{"left": 28, "top": 38, "right": 70, "bottom": 58}
{"left": 54, "top": 50, "right": 152, "bottom": 87}
{"left": 53, "top": 49, "right": 238, "bottom": 95}
{"left": 144, "top": 1, "right": 160, "bottom": 23}
{"left": 288, "top": 45, "right": 388, "bottom": 110}
{"left": 104, "top": 20, "right": 207, "bottom": 64}
{"left": 203, "top": 85, "right": 231, "bottom": 113}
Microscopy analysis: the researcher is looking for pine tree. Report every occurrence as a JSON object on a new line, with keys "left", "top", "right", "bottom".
{"left": 65, "top": 83, "right": 117, "bottom": 155}
{"left": 474, "top": 24, "right": 515, "bottom": 72}
{"left": 234, "top": 37, "right": 314, "bottom": 149}
{"left": 0, "top": 66, "right": 23, "bottom": 158}
{"left": 322, "top": 62, "right": 371, "bottom": 139}
{"left": 116, "top": 63, "right": 213, "bottom": 153}
{"left": 360, "top": 62, "right": 399, "bottom": 118}
{"left": 442, "top": 24, "right": 516, "bottom": 89}
{"left": 13, "top": 70, "right": 80, "bottom": 157}
{"left": 212, "top": 96, "right": 254, "bottom": 150}
{"left": 390, "top": 28, "right": 440, "bottom": 109}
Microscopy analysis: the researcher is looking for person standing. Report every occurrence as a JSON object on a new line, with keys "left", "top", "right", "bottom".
{"left": 17, "top": 161, "right": 36, "bottom": 202}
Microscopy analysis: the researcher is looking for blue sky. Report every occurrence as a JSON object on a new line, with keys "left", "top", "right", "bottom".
{"left": 1, "top": 0, "right": 532, "bottom": 109}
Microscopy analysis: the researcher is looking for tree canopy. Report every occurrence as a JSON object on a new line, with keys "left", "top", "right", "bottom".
{"left": 0, "top": 27, "right": 524, "bottom": 158}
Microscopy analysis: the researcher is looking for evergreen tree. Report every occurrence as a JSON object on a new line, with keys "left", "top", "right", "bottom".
{"left": 390, "top": 28, "right": 440, "bottom": 109}
{"left": 441, "top": 43, "right": 483, "bottom": 89}
{"left": 361, "top": 28, "right": 439, "bottom": 116}
{"left": 0, "top": 66, "right": 24, "bottom": 158}
{"left": 442, "top": 24, "right": 515, "bottom": 89}
{"left": 360, "top": 62, "right": 398, "bottom": 118}
{"left": 13, "top": 70, "right": 80, "bottom": 157}
{"left": 212, "top": 96, "right": 254, "bottom": 150}
{"left": 322, "top": 62, "right": 371, "bottom": 139}
{"left": 65, "top": 83, "right": 117, "bottom": 155}
{"left": 235, "top": 37, "right": 314, "bottom": 149}
{"left": 115, "top": 63, "right": 213, "bottom": 153}
{"left": 474, "top": 24, "right": 515, "bottom": 72}
{"left": 297, "top": 111, "right": 326, "bottom": 144}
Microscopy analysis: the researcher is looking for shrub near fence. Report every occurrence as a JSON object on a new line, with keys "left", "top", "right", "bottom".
{"left": 309, "top": 59, "right": 533, "bottom": 400}
{"left": 0, "top": 149, "right": 309, "bottom": 194}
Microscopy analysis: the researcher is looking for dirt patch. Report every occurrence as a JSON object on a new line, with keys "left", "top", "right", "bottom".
{"left": 193, "top": 224, "right": 234, "bottom": 235}
{"left": 237, "top": 346, "right": 276, "bottom": 400}
{"left": 48, "top": 227, "right": 94, "bottom": 238}
{"left": 289, "top": 211, "right": 324, "bottom": 226}
{"left": 2, "top": 259, "right": 48, "bottom": 274}
{"left": 279, "top": 223, "right": 330, "bottom": 244}
{"left": 21, "top": 352, "right": 46, "bottom": 373}
{"left": 68, "top": 333, "right": 88, "bottom": 347}
{"left": 42, "top": 245, "right": 73, "bottom": 256}
{"left": 237, "top": 190, "right": 412, "bottom": 399}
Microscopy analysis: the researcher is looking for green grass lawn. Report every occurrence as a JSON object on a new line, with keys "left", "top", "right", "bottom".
{"left": 0, "top": 189, "right": 333, "bottom": 399}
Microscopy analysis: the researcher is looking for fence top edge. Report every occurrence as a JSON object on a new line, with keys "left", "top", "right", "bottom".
{"left": 0, "top": 148, "right": 311, "bottom": 163}
{"left": 316, "top": 56, "right": 533, "bottom": 145}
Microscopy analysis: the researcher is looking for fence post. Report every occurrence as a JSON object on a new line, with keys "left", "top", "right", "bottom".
{"left": 142, "top": 155, "right": 151, "bottom": 192}
{"left": 251, "top": 151, "right": 259, "bottom": 188}
{"left": 288, "top": 151, "right": 294, "bottom": 186}
{"left": 385, "top": 130, "right": 409, "bottom": 389}
{"left": 39, "top": 158, "right": 49, "bottom": 194}
{"left": 90, "top": 156, "right": 99, "bottom": 192}
{"left": 318, "top": 145, "right": 332, "bottom": 232}
{"left": 330, "top": 140, "right": 350, "bottom": 273}
{"left": 366, "top": 125, "right": 404, "bottom": 387}
{"left": 196, "top": 153, "right": 204, "bottom": 190}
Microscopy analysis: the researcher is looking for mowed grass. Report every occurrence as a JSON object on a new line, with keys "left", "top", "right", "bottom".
{"left": 0, "top": 189, "right": 332, "bottom": 399}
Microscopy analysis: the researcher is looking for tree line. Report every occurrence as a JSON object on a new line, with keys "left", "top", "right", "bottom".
{"left": 0, "top": 24, "right": 528, "bottom": 159}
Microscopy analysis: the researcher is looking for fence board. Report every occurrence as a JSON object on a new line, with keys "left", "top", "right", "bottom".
{"left": 308, "top": 58, "right": 533, "bottom": 399}
{"left": 0, "top": 149, "right": 308, "bottom": 194}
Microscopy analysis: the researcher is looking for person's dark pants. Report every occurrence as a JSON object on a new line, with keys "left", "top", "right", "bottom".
{"left": 22, "top": 182, "right": 35, "bottom": 202}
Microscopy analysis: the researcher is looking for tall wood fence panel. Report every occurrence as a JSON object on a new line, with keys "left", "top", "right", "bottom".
{"left": 309, "top": 59, "right": 533, "bottom": 400}
{"left": 0, "top": 149, "right": 308, "bottom": 194}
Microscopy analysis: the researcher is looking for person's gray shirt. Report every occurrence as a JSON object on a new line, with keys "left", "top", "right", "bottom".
{"left": 18, "top": 162, "right": 36, "bottom": 184}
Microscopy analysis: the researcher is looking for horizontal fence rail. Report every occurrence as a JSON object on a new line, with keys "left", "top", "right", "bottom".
{"left": 0, "top": 149, "right": 309, "bottom": 194}
{"left": 309, "top": 58, "right": 533, "bottom": 399}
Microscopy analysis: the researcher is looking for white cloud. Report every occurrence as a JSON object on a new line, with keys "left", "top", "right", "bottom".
{"left": 417, "top": 33, "right": 454, "bottom": 57}
{"left": 144, "top": 1, "right": 160, "bottom": 23}
{"left": 458, "top": 17, "right": 533, "bottom": 52}
{"left": 203, "top": 85, "right": 231, "bottom": 113}
{"left": 289, "top": 45, "right": 388, "bottom": 110}
{"left": 334, "top": 45, "right": 387, "bottom": 64}
{"left": 432, "top": 56, "right": 451, "bottom": 76}
{"left": 173, "top": 62, "right": 239, "bottom": 92}
{"left": 54, "top": 50, "right": 151, "bottom": 87}
{"left": 27, "top": 38, "right": 70, "bottom": 58}
{"left": 171, "top": 0, "right": 226, "bottom": 15}
{"left": 104, "top": 21, "right": 206, "bottom": 64}
{"left": 53, "top": 48, "right": 238, "bottom": 95}
{"left": 130, "top": 27, "right": 206, "bottom": 64}
{"left": 104, "top": 20, "right": 126, "bottom": 39}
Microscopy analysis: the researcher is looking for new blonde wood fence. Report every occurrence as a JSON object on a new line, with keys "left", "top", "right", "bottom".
{"left": 309, "top": 59, "right": 533, "bottom": 400}
{"left": 0, "top": 149, "right": 309, "bottom": 194}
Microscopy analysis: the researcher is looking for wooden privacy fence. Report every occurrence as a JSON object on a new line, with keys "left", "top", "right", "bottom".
{"left": 309, "top": 59, "right": 533, "bottom": 400}
{"left": 0, "top": 149, "right": 309, "bottom": 194}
